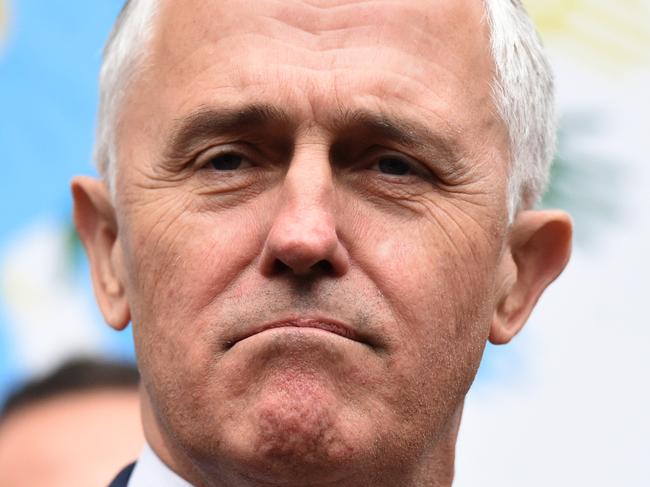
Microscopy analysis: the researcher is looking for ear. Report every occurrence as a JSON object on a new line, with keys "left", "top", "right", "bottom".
{"left": 71, "top": 176, "right": 130, "bottom": 330}
{"left": 490, "top": 210, "right": 572, "bottom": 345}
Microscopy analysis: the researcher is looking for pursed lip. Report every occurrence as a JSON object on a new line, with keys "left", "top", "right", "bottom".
{"left": 228, "top": 317, "right": 363, "bottom": 348}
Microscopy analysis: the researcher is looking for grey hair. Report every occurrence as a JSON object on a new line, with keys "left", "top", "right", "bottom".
{"left": 484, "top": 0, "right": 557, "bottom": 217}
{"left": 94, "top": 0, "right": 556, "bottom": 218}
{"left": 94, "top": 0, "right": 160, "bottom": 195}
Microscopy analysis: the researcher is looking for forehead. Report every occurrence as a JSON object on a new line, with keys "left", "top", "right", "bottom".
{"left": 154, "top": 0, "right": 491, "bottom": 68}
{"left": 117, "top": 0, "right": 504, "bottom": 172}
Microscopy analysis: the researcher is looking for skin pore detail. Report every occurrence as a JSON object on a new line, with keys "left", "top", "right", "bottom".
{"left": 118, "top": 1, "right": 506, "bottom": 485}
{"left": 72, "top": 1, "right": 573, "bottom": 486}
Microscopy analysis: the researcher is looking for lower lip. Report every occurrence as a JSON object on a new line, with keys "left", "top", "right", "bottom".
{"left": 234, "top": 319, "right": 357, "bottom": 346}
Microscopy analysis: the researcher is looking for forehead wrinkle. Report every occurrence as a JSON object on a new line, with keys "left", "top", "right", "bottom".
{"left": 146, "top": 3, "right": 494, "bottom": 113}
{"left": 127, "top": 0, "right": 502, "bottom": 179}
{"left": 262, "top": 0, "right": 436, "bottom": 31}
{"left": 257, "top": 0, "right": 434, "bottom": 46}
{"left": 216, "top": 49, "right": 475, "bottom": 123}
{"left": 147, "top": 0, "right": 494, "bottom": 113}
{"left": 154, "top": 0, "right": 488, "bottom": 71}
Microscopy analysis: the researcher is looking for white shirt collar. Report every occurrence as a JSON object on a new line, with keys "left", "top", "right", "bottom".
{"left": 128, "top": 442, "right": 194, "bottom": 487}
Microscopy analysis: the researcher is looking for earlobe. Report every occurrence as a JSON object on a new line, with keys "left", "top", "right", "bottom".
{"left": 71, "top": 176, "right": 131, "bottom": 330}
{"left": 490, "top": 210, "right": 573, "bottom": 345}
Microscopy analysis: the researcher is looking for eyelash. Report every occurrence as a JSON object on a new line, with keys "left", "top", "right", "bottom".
{"left": 364, "top": 150, "right": 434, "bottom": 181}
{"left": 194, "top": 145, "right": 434, "bottom": 184}
{"left": 195, "top": 146, "right": 255, "bottom": 172}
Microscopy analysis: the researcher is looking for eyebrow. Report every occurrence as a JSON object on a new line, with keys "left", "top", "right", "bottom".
{"left": 333, "top": 109, "right": 462, "bottom": 166}
{"left": 163, "top": 103, "right": 462, "bottom": 170}
{"left": 165, "top": 103, "right": 292, "bottom": 159}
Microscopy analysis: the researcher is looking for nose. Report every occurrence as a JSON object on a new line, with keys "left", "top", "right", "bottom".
{"left": 259, "top": 154, "right": 350, "bottom": 277}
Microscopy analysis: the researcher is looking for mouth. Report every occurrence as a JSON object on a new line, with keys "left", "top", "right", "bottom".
{"left": 227, "top": 317, "right": 365, "bottom": 349}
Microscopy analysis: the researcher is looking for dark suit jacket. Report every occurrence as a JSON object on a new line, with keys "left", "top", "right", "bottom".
{"left": 108, "top": 463, "right": 136, "bottom": 487}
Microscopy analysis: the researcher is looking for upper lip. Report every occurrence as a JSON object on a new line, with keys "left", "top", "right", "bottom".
{"left": 228, "top": 317, "right": 362, "bottom": 348}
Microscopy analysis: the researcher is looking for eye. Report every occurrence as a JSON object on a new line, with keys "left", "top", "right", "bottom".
{"left": 376, "top": 156, "right": 413, "bottom": 176}
{"left": 208, "top": 153, "right": 247, "bottom": 171}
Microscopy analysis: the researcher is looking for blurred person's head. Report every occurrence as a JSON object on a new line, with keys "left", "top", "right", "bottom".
{"left": 73, "top": 0, "right": 573, "bottom": 485}
{"left": 0, "top": 358, "right": 143, "bottom": 487}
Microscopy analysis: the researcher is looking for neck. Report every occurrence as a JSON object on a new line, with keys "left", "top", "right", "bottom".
{"left": 141, "top": 389, "right": 462, "bottom": 487}
{"left": 410, "top": 405, "right": 462, "bottom": 487}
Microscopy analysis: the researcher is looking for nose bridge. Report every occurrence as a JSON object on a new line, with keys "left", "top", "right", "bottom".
{"left": 260, "top": 142, "right": 349, "bottom": 276}
{"left": 282, "top": 143, "right": 334, "bottom": 222}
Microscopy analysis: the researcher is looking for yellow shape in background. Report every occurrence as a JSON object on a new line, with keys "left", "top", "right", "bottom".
{"left": 0, "top": 0, "right": 7, "bottom": 51}
{"left": 523, "top": 0, "right": 650, "bottom": 67}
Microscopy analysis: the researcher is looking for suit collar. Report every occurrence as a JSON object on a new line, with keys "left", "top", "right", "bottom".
{"left": 107, "top": 462, "right": 135, "bottom": 487}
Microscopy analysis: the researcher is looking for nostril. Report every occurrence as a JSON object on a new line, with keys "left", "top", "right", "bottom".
{"left": 269, "top": 258, "right": 335, "bottom": 276}
{"left": 311, "top": 260, "right": 333, "bottom": 274}
{"left": 260, "top": 222, "right": 350, "bottom": 277}
{"left": 271, "top": 259, "right": 291, "bottom": 274}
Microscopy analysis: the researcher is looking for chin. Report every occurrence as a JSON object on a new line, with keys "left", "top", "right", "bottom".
{"left": 211, "top": 370, "right": 374, "bottom": 485}
{"left": 158, "top": 331, "right": 411, "bottom": 484}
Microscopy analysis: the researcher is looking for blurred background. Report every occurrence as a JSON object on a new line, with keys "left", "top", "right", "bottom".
{"left": 0, "top": 1, "right": 648, "bottom": 485}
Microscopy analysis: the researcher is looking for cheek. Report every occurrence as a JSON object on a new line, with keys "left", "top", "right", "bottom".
{"left": 351, "top": 208, "right": 500, "bottom": 411}
{"left": 361, "top": 221, "right": 497, "bottom": 330}
{"left": 120, "top": 203, "right": 265, "bottom": 363}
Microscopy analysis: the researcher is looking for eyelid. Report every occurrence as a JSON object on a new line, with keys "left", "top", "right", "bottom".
{"left": 366, "top": 149, "right": 434, "bottom": 179}
{"left": 194, "top": 143, "right": 255, "bottom": 169}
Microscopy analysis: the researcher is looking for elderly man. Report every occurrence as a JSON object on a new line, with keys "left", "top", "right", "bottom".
{"left": 73, "top": 0, "right": 572, "bottom": 485}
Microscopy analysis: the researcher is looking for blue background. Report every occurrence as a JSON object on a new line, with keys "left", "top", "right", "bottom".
{"left": 0, "top": 1, "right": 134, "bottom": 399}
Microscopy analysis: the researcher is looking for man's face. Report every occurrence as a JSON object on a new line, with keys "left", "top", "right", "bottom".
{"left": 111, "top": 0, "right": 510, "bottom": 483}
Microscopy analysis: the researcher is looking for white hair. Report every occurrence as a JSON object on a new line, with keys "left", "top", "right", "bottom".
{"left": 94, "top": 0, "right": 160, "bottom": 195}
{"left": 483, "top": 0, "right": 557, "bottom": 217}
{"left": 95, "top": 0, "right": 556, "bottom": 218}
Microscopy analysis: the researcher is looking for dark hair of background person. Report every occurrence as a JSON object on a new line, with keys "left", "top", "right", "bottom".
{"left": 1, "top": 357, "right": 139, "bottom": 418}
